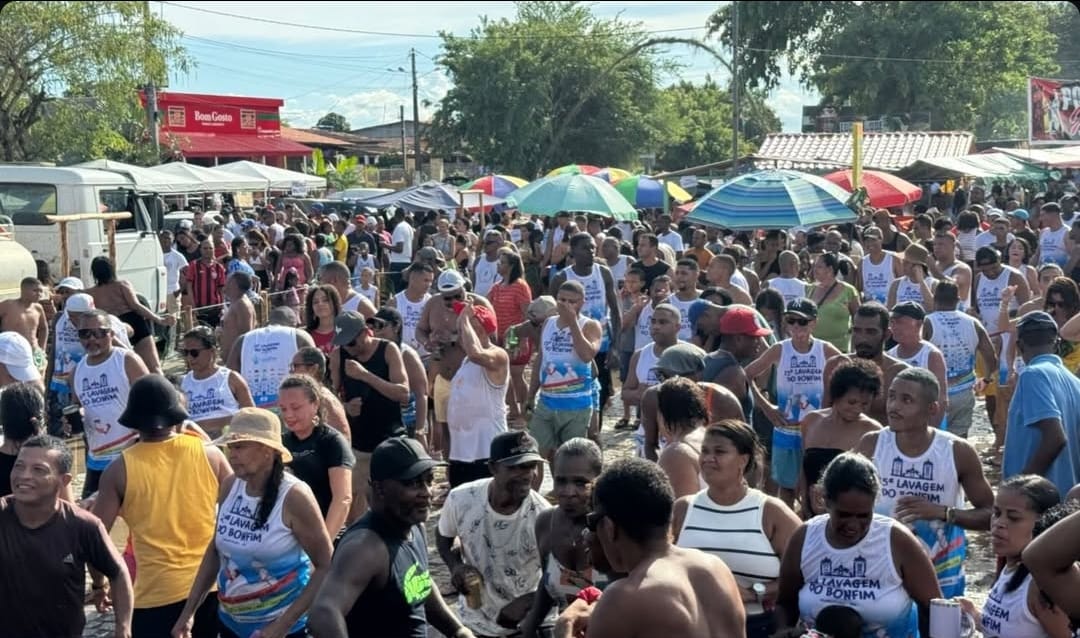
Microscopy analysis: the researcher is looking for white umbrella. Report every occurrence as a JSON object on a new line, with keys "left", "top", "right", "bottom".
{"left": 149, "top": 162, "right": 267, "bottom": 192}
{"left": 74, "top": 159, "right": 203, "bottom": 193}
{"left": 215, "top": 160, "right": 327, "bottom": 191}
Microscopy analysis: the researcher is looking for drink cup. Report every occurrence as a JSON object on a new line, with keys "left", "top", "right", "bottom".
{"left": 62, "top": 405, "right": 83, "bottom": 434}
{"left": 464, "top": 570, "right": 484, "bottom": 610}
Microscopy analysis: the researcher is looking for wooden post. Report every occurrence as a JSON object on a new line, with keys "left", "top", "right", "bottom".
{"left": 260, "top": 290, "right": 270, "bottom": 324}
{"left": 57, "top": 220, "right": 70, "bottom": 278}
{"left": 45, "top": 212, "right": 130, "bottom": 278}
{"left": 105, "top": 218, "right": 118, "bottom": 262}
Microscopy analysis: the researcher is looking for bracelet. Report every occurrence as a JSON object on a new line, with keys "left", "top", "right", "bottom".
{"left": 945, "top": 506, "right": 956, "bottom": 524}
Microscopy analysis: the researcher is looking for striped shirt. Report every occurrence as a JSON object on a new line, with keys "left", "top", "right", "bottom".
{"left": 676, "top": 488, "right": 780, "bottom": 616}
{"left": 487, "top": 279, "right": 533, "bottom": 339}
{"left": 185, "top": 259, "right": 226, "bottom": 308}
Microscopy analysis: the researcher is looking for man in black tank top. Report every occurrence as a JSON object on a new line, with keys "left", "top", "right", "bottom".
{"left": 329, "top": 311, "right": 410, "bottom": 524}
{"left": 309, "top": 437, "right": 476, "bottom": 638}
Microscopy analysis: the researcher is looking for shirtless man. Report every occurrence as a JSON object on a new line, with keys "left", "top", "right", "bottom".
{"left": 218, "top": 272, "right": 256, "bottom": 365}
{"left": 415, "top": 270, "right": 495, "bottom": 459}
{"left": 822, "top": 302, "right": 909, "bottom": 425}
{"left": 554, "top": 458, "right": 745, "bottom": 638}
{"left": 705, "top": 255, "right": 753, "bottom": 306}
{"left": 0, "top": 277, "right": 49, "bottom": 373}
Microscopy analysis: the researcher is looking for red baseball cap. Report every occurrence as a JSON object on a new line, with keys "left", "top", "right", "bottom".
{"left": 454, "top": 302, "right": 498, "bottom": 335}
{"left": 718, "top": 306, "right": 772, "bottom": 337}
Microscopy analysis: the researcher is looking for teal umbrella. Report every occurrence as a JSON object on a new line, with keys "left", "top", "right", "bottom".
{"left": 688, "top": 169, "right": 855, "bottom": 231}
{"left": 506, "top": 174, "right": 637, "bottom": 220}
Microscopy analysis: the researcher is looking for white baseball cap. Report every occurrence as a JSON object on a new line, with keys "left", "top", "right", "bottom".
{"left": 0, "top": 332, "right": 39, "bottom": 383}
{"left": 65, "top": 293, "right": 95, "bottom": 313}
{"left": 56, "top": 277, "right": 84, "bottom": 291}
{"left": 437, "top": 270, "right": 466, "bottom": 293}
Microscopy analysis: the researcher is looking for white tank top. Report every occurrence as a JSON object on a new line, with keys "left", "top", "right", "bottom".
{"left": 74, "top": 349, "right": 135, "bottom": 470}
{"left": 886, "top": 341, "right": 936, "bottom": 369}
{"left": 564, "top": 264, "right": 611, "bottom": 351}
{"left": 861, "top": 253, "right": 894, "bottom": 303}
{"left": 241, "top": 326, "right": 299, "bottom": 409}
{"left": 981, "top": 566, "right": 1046, "bottom": 638}
{"left": 358, "top": 284, "right": 378, "bottom": 304}
{"left": 767, "top": 277, "right": 807, "bottom": 306}
{"left": 634, "top": 303, "right": 654, "bottom": 351}
{"left": 928, "top": 311, "right": 979, "bottom": 393}
{"left": 976, "top": 266, "right": 1019, "bottom": 335}
{"left": 634, "top": 342, "right": 662, "bottom": 388}
{"left": 677, "top": 489, "right": 780, "bottom": 615}
{"left": 538, "top": 316, "right": 594, "bottom": 411}
{"left": 446, "top": 359, "right": 508, "bottom": 462}
{"left": 608, "top": 255, "right": 631, "bottom": 288}
{"left": 894, "top": 275, "right": 936, "bottom": 306}
{"left": 799, "top": 514, "right": 917, "bottom": 636}
{"left": 182, "top": 367, "right": 241, "bottom": 423}
{"left": 872, "top": 429, "right": 967, "bottom": 596}
{"left": 731, "top": 269, "right": 750, "bottom": 293}
{"left": 942, "top": 263, "right": 971, "bottom": 310}
{"left": 776, "top": 339, "right": 826, "bottom": 425}
{"left": 666, "top": 294, "right": 697, "bottom": 341}
{"left": 1039, "top": 226, "right": 1069, "bottom": 267}
{"left": 341, "top": 293, "right": 363, "bottom": 314}
{"left": 474, "top": 255, "right": 501, "bottom": 297}
{"left": 394, "top": 290, "right": 431, "bottom": 357}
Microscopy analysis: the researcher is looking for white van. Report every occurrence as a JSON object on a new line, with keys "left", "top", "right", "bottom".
{"left": 0, "top": 165, "right": 166, "bottom": 314}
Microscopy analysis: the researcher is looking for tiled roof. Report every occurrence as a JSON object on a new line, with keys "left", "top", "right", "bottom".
{"left": 755, "top": 131, "right": 975, "bottom": 172}
{"left": 281, "top": 127, "right": 352, "bottom": 146}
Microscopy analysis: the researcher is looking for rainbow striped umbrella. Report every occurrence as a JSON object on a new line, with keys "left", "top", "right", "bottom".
{"left": 614, "top": 175, "right": 693, "bottom": 208}
{"left": 687, "top": 169, "right": 855, "bottom": 231}
{"left": 461, "top": 174, "right": 528, "bottom": 198}
{"left": 592, "top": 167, "right": 633, "bottom": 184}
{"left": 545, "top": 164, "right": 601, "bottom": 177}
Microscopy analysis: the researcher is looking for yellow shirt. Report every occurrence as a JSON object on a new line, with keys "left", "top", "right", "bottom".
{"left": 121, "top": 434, "right": 219, "bottom": 607}
{"left": 334, "top": 234, "right": 349, "bottom": 262}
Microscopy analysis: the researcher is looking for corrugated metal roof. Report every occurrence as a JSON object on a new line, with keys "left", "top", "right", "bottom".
{"left": 755, "top": 131, "right": 975, "bottom": 172}
{"left": 281, "top": 127, "right": 351, "bottom": 146}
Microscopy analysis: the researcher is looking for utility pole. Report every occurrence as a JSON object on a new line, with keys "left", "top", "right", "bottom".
{"left": 411, "top": 48, "right": 422, "bottom": 185}
{"left": 143, "top": 0, "right": 160, "bottom": 156}
{"left": 400, "top": 105, "right": 407, "bottom": 182}
{"left": 730, "top": 0, "right": 739, "bottom": 176}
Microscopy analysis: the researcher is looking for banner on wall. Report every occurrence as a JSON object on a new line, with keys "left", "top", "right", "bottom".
{"left": 1029, "top": 77, "right": 1080, "bottom": 145}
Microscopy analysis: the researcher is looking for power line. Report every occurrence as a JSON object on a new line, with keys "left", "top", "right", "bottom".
{"left": 742, "top": 45, "right": 1080, "bottom": 65}
{"left": 182, "top": 35, "right": 411, "bottom": 62}
{"left": 161, "top": 1, "right": 707, "bottom": 40}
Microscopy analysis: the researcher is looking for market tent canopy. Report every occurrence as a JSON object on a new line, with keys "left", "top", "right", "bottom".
{"left": 992, "top": 146, "right": 1080, "bottom": 169}
{"left": 354, "top": 181, "right": 505, "bottom": 212}
{"left": 149, "top": 162, "right": 268, "bottom": 192}
{"left": 897, "top": 153, "right": 1051, "bottom": 182}
{"left": 73, "top": 159, "right": 204, "bottom": 194}
{"left": 215, "top": 160, "right": 327, "bottom": 191}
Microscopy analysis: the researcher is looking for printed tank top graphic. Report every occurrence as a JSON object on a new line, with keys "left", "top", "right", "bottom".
{"left": 539, "top": 316, "right": 594, "bottom": 411}
{"left": 563, "top": 265, "right": 610, "bottom": 352}
{"left": 776, "top": 339, "right": 825, "bottom": 425}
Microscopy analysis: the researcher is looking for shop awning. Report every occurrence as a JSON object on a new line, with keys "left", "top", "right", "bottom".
{"left": 897, "top": 153, "right": 1050, "bottom": 182}
{"left": 167, "top": 132, "right": 313, "bottom": 158}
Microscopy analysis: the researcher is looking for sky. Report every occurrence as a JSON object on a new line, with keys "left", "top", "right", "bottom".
{"left": 158, "top": 1, "right": 817, "bottom": 134}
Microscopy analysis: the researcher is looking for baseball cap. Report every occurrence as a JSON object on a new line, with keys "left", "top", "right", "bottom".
{"left": 1017, "top": 311, "right": 1058, "bottom": 335}
{"left": 784, "top": 297, "right": 818, "bottom": 320}
{"left": 56, "top": 277, "right": 83, "bottom": 292}
{"left": 327, "top": 213, "right": 340, "bottom": 223}
{"left": 0, "top": 332, "right": 39, "bottom": 383}
{"left": 652, "top": 342, "right": 707, "bottom": 377}
{"left": 687, "top": 300, "right": 719, "bottom": 330}
{"left": 489, "top": 431, "right": 544, "bottom": 466}
{"left": 370, "top": 436, "right": 445, "bottom": 481}
{"left": 332, "top": 310, "right": 367, "bottom": 347}
{"left": 416, "top": 246, "right": 446, "bottom": 265}
{"left": 437, "top": 270, "right": 467, "bottom": 293}
{"left": 373, "top": 307, "right": 402, "bottom": 326}
{"left": 526, "top": 295, "right": 558, "bottom": 322}
{"left": 718, "top": 306, "right": 772, "bottom": 337}
{"left": 891, "top": 301, "right": 926, "bottom": 322}
{"left": 177, "top": 219, "right": 194, "bottom": 230}
{"left": 1009, "top": 209, "right": 1030, "bottom": 221}
{"left": 65, "top": 293, "right": 95, "bottom": 313}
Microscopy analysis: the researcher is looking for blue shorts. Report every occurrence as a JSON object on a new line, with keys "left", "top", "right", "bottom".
{"left": 771, "top": 426, "right": 802, "bottom": 489}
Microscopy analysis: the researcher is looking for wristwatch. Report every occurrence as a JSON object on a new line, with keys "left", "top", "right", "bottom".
{"left": 945, "top": 506, "right": 957, "bottom": 524}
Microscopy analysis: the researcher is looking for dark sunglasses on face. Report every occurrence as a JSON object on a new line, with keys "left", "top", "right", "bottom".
{"left": 1047, "top": 299, "right": 1066, "bottom": 309}
{"left": 444, "top": 292, "right": 464, "bottom": 302}
{"left": 181, "top": 348, "right": 207, "bottom": 359}
{"left": 366, "top": 318, "right": 388, "bottom": 330}
{"left": 77, "top": 328, "right": 111, "bottom": 340}
{"left": 785, "top": 316, "right": 811, "bottom": 327}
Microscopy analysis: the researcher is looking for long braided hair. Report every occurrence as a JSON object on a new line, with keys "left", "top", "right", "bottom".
{"left": 254, "top": 453, "right": 286, "bottom": 530}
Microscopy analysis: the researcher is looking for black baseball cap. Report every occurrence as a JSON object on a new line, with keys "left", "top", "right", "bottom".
{"left": 490, "top": 431, "right": 544, "bottom": 466}
{"left": 333, "top": 311, "right": 366, "bottom": 346}
{"left": 1017, "top": 311, "right": 1058, "bottom": 336}
{"left": 891, "top": 301, "right": 926, "bottom": 322}
{"left": 370, "top": 437, "right": 445, "bottom": 482}
{"left": 784, "top": 297, "right": 818, "bottom": 320}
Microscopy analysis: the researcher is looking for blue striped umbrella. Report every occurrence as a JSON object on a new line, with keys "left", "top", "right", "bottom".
{"left": 687, "top": 169, "right": 855, "bottom": 231}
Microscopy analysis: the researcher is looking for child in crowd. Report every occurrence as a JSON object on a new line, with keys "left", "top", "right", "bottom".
{"left": 358, "top": 267, "right": 379, "bottom": 306}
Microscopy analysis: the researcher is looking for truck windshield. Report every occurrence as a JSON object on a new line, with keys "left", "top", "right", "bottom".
{"left": 0, "top": 183, "right": 58, "bottom": 224}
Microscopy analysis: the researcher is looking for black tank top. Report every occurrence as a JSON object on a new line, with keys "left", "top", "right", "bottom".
{"left": 339, "top": 340, "right": 405, "bottom": 452}
{"left": 342, "top": 512, "right": 430, "bottom": 638}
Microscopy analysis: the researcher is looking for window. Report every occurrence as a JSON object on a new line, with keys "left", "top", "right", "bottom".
{"left": 98, "top": 189, "right": 151, "bottom": 232}
{"left": 0, "top": 183, "right": 58, "bottom": 225}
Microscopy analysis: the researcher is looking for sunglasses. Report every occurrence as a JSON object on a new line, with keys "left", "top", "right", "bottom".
{"left": 654, "top": 369, "right": 674, "bottom": 382}
{"left": 785, "top": 317, "right": 811, "bottom": 327}
{"left": 444, "top": 292, "right": 464, "bottom": 302}
{"left": 585, "top": 510, "right": 605, "bottom": 533}
{"left": 1047, "top": 299, "right": 1066, "bottom": 309}
{"left": 975, "top": 261, "right": 995, "bottom": 268}
{"left": 181, "top": 348, "right": 207, "bottom": 359}
{"left": 77, "top": 328, "right": 111, "bottom": 340}
{"left": 366, "top": 318, "right": 388, "bottom": 330}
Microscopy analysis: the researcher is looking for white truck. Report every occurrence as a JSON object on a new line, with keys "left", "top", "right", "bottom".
{"left": 0, "top": 165, "right": 166, "bottom": 315}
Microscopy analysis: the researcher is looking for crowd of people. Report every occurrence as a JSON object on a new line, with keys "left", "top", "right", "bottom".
{"left": 5, "top": 178, "right": 1080, "bottom": 638}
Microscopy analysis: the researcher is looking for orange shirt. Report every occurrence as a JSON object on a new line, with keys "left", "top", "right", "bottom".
{"left": 685, "top": 247, "right": 715, "bottom": 270}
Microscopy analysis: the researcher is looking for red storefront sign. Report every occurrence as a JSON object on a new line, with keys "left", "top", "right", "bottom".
{"left": 141, "top": 91, "right": 283, "bottom": 136}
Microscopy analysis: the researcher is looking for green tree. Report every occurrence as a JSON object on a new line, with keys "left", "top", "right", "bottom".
{"left": 1048, "top": 1, "right": 1080, "bottom": 80}
{"left": 315, "top": 112, "right": 351, "bottom": 132}
{"left": 708, "top": 1, "right": 1059, "bottom": 139}
{"left": 655, "top": 78, "right": 779, "bottom": 170}
{"left": 0, "top": 2, "right": 189, "bottom": 163}
{"left": 430, "top": 1, "right": 672, "bottom": 178}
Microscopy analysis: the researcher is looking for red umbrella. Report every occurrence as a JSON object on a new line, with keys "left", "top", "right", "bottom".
{"left": 823, "top": 169, "right": 922, "bottom": 209}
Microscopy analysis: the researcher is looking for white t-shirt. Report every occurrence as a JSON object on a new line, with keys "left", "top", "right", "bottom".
{"left": 658, "top": 230, "right": 685, "bottom": 253}
{"left": 437, "top": 478, "right": 551, "bottom": 636}
{"left": 390, "top": 221, "right": 415, "bottom": 264}
{"left": 163, "top": 249, "right": 188, "bottom": 294}
{"left": 975, "top": 230, "right": 1013, "bottom": 251}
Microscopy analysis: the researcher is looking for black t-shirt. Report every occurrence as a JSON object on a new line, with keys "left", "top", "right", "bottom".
{"left": 0, "top": 452, "right": 13, "bottom": 497}
{"left": 634, "top": 259, "right": 672, "bottom": 291}
{"left": 284, "top": 424, "right": 355, "bottom": 516}
{"left": 341, "top": 512, "right": 430, "bottom": 638}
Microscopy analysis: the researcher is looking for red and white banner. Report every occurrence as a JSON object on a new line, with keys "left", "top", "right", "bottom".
{"left": 1029, "top": 77, "right": 1080, "bottom": 145}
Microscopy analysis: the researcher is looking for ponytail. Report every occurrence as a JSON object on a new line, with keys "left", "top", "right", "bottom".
{"left": 254, "top": 454, "right": 285, "bottom": 529}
